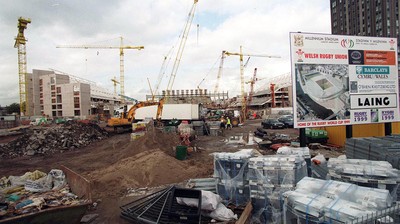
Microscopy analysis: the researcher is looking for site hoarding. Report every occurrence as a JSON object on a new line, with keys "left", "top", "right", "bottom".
{"left": 290, "top": 32, "right": 399, "bottom": 128}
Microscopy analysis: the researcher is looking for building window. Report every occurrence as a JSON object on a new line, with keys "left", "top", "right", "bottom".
{"left": 57, "top": 105, "right": 62, "bottom": 109}
{"left": 51, "top": 85, "right": 55, "bottom": 91}
{"left": 50, "top": 77, "right": 55, "bottom": 84}
{"left": 52, "top": 111, "right": 56, "bottom": 116}
{"left": 39, "top": 86, "right": 43, "bottom": 92}
{"left": 51, "top": 98, "right": 56, "bottom": 104}
{"left": 40, "top": 99, "right": 43, "bottom": 104}
{"left": 57, "top": 111, "right": 62, "bottom": 117}
{"left": 56, "top": 87, "right": 61, "bottom": 93}
{"left": 74, "top": 110, "right": 81, "bottom": 116}
{"left": 57, "top": 95, "right": 62, "bottom": 103}
{"left": 74, "top": 97, "right": 80, "bottom": 108}
{"left": 74, "top": 91, "right": 79, "bottom": 96}
{"left": 40, "top": 93, "right": 43, "bottom": 98}
{"left": 39, "top": 79, "right": 43, "bottom": 86}
{"left": 52, "top": 105, "right": 56, "bottom": 109}
{"left": 51, "top": 92, "right": 56, "bottom": 97}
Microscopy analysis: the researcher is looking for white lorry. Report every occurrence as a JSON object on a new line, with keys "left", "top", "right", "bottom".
{"left": 134, "top": 104, "right": 203, "bottom": 123}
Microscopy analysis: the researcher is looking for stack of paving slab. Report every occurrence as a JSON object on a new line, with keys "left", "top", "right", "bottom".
{"left": 276, "top": 146, "right": 312, "bottom": 177}
{"left": 311, "top": 162, "right": 329, "bottom": 180}
{"left": 345, "top": 136, "right": 400, "bottom": 169}
{"left": 213, "top": 149, "right": 255, "bottom": 206}
{"left": 206, "top": 121, "right": 221, "bottom": 136}
{"left": 283, "top": 177, "right": 397, "bottom": 224}
{"left": 248, "top": 154, "right": 307, "bottom": 224}
{"left": 327, "top": 158, "right": 400, "bottom": 201}
{"left": 191, "top": 121, "right": 205, "bottom": 136}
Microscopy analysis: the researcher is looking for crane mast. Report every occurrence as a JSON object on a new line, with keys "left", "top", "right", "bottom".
{"left": 213, "top": 50, "right": 226, "bottom": 94}
{"left": 14, "top": 17, "right": 31, "bottom": 116}
{"left": 111, "top": 76, "right": 120, "bottom": 94}
{"left": 57, "top": 37, "right": 144, "bottom": 103}
{"left": 166, "top": 0, "right": 198, "bottom": 91}
{"left": 247, "top": 68, "right": 258, "bottom": 107}
{"left": 225, "top": 46, "right": 280, "bottom": 122}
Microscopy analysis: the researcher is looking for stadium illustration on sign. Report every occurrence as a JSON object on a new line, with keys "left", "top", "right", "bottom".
{"left": 296, "top": 64, "right": 350, "bottom": 122}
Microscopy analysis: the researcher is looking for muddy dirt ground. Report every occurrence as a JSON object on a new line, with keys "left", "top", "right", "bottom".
{"left": 0, "top": 119, "right": 344, "bottom": 223}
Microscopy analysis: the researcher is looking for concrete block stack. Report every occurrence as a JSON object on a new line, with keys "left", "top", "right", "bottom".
{"left": 345, "top": 136, "right": 400, "bottom": 169}
{"left": 213, "top": 149, "right": 255, "bottom": 206}
{"left": 206, "top": 121, "right": 221, "bottom": 136}
{"left": 248, "top": 155, "right": 307, "bottom": 224}
{"left": 191, "top": 121, "right": 205, "bottom": 136}
{"left": 283, "top": 177, "right": 396, "bottom": 224}
{"left": 327, "top": 158, "right": 400, "bottom": 201}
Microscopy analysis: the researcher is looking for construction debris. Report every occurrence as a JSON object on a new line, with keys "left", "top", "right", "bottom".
{"left": 0, "top": 169, "right": 89, "bottom": 221}
{"left": 0, "top": 121, "right": 108, "bottom": 158}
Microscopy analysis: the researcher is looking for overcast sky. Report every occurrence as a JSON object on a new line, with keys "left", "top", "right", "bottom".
{"left": 0, "top": 0, "right": 331, "bottom": 106}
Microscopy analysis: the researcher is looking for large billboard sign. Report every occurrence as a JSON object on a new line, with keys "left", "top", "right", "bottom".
{"left": 290, "top": 32, "right": 399, "bottom": 128}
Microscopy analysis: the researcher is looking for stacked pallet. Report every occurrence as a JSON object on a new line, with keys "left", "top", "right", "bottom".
{"left": 345, "top": 136, "right": 400, "bottom": 169}
{"left": 213, "top": 149, "right": 255, "bottom": 206}
{"left": 327, "top": 158, "right": 400, "bottom": 201}
{"left": 248, "top": 155, "right": 307, "bottom": 224}
{"left": 283, "top": 177, "right": 396, "bottom": 224}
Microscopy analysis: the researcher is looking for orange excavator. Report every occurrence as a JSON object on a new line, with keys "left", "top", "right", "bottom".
{"left": 107, "top": 98, "right": 164, "bottom": 133}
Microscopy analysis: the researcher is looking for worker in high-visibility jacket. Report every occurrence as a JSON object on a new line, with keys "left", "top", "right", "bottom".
{"left": 226, "top": 117, "right": 232, "bottom": 130}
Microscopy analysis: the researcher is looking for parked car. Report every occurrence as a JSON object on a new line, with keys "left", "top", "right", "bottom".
{"left": 278, "top": 116, "right": 294, "bottom": 128}
{"left": 261, "top": 118, "right": 285, "bottom": 129}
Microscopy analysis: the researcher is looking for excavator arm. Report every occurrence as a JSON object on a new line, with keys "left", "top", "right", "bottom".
{"left": 107, "top": 101, "right": 159, "bottom": 131}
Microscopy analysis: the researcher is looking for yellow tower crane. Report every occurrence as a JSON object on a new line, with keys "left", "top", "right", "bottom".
{"left": 57, "top": 37, "right": 144, "bottom": 103}
{"left": 225, "top": 46, "right": 280, "bottom": 122}
{"left": 14, "top": 17, "right": 31, "bottom": 116}
{"left": 110, "top": 76, "right": 120, "bottom": 94}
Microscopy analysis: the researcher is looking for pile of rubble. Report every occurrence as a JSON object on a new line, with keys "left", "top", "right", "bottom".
{"left": 0, "top": 121, "right": 108, "bottom": 158}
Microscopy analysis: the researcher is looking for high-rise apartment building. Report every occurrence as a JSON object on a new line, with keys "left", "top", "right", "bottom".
{"left": 330, "top": 0, "right": 399, "bottom": 37}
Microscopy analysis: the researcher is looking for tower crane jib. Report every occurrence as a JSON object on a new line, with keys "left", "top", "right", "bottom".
{"left": 56, "top": 37, "right": 144, "bottom": 103}
{"left": 225, "top": 46, "right": 280, "bottom": 122}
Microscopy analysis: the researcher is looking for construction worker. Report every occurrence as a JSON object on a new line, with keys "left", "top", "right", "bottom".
{"left": 226, "top": 117, "right": 232, "bottom": 130}
{"left": 219, "top": 118, "right": 226, "bottom": 136}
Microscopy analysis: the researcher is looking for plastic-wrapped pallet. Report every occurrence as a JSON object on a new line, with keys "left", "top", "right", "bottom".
{"left": 277, "top": 146, "right": 311, "bottom": 177}
{"left": 326, "top": 158, "right": 400, "bottom": 201}
{"left": 248, "top": 155, "right": 308, "bottom": 224}
{"left": 324, "top": 199, "right": 376, "bottom": 223}
{"left": 328, "top": 158, "right": 399, "bottom": 177}
{"left": 283, "top": 177, "right": 394, "bottom": 224}
{"left": 276, "top": 146, "right": 310, "bottom": 159}
{"left": 213, "top": 149, "right": 255, "bottom": 206}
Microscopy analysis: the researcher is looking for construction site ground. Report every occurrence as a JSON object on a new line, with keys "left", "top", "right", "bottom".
{"left": 0, "top": 119, "right": 344, "bottom": 223}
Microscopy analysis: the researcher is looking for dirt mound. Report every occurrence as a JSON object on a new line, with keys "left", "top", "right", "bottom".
{"left": 0, "top": 121, "right": 108, "bottom": 158}
{"left": 125, "top": 129, "right": 182, "bottom": 157}
{"left": 88, "top": 149, "right": 208, "bottom": 198}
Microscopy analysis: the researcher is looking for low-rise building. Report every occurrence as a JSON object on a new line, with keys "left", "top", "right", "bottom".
{"left": 28, "top": 69, "right": 119, "bottom": 118}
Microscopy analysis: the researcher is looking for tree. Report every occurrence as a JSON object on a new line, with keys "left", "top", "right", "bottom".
{"left": 6, "top": 103, "right": 20, "bottom": 115}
